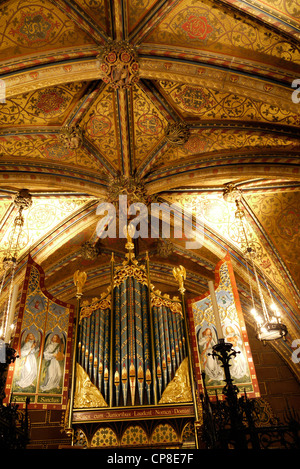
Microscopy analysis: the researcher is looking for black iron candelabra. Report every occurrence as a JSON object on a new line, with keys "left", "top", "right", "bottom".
{"left": 200, "top": 338, "right": 300, "bottom": 450}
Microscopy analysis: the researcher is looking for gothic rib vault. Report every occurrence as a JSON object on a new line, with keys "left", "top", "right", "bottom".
{"left": 0, "top": 0, "right": 299, "bottom": 380}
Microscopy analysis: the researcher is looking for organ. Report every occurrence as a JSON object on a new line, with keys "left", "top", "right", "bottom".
{"left": 65, "top": 227, "right": 199, "bottom": 448}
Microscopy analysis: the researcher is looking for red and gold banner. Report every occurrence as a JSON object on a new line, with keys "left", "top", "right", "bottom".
{"left": 5, "top": 255, "right": 75, "bottom": 409}
{"left": 187, "top": 253, "right": 259, "bottom": 400}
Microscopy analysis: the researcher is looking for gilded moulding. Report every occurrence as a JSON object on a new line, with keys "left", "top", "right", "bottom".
{"left": 113, "top": 264, "right": 148, "bottom": 287}
{"left": 4, "top": 59, "right": 102, "bottom": 99}
{"left": 3, "top": 56, "right": 297, "bottom": 114}
{"left": 139, "top": 57, "right": 297, "bottom": 112}
{"left": 150, "top": 291, "right": 182, "bottom": 316}
{"left": 80, "top": 291, "right": 111, "bottom": 320}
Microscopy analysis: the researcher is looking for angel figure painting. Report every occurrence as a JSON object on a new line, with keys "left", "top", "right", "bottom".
{"left": 39, "top": 332, "right": 66, "bottom": 394}
{"left": 13, "top": 329, "right": 42, "bottom": 393}
{"left": 197, "top": 321, "right": 224, "bottom": 384}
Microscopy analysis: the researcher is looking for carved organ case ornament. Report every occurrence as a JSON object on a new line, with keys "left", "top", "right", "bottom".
{"left": 73, "top": 228, "right": 192, "bottom": 410}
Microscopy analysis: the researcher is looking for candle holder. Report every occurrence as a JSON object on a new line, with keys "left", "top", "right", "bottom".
{"left": 210, "top": 338, "right": 240, "bottom": 399}
{"left": 209, "top": 338, "right": 248, "bottom": 449}
{"left": 201, "top": 338, "right": 300, "bottom": 449}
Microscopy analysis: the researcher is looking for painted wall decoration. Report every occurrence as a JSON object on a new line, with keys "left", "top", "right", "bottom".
{"left": 187, "top": 253, "right": 259, "bottom": 399}
{"left": 5, "top": 255, "right": 74, "bottom": 409}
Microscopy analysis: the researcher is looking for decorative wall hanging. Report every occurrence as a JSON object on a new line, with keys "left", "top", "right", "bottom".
{"left": 4, "top": 255, "right": 75, "bottom": 410}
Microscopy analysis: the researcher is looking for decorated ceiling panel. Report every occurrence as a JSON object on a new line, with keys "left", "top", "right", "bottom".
{"left": 156, "top": 81, "right": 300, "bottom": 125}
{"left": 0, "top": 82, "right": 88, "bottom": 127}
{"left": 0, "top": 193, "right": 93, "bottom": 277}
{"left": 155, "top": 128, "right": 300, "bottom": 168}
{"left": 127, "top": 0, "right": 159, "bottom": 33}
{"left": 0, "top": 134, "right": 103, "bottom": 171}
{"left": 81, "top": 85, "right": 120, "bottom": 172}
{"left": 143, "top": 0, "right": 300, "bottom": 67}
{"left": 74, "top": 0, "right": 109, "bottom": 33}
{"left": 132, "top": 83, "right": 167, "bottom": 167}
{"left": 223, "top": 0, "right": 300, "bottom": 35}
{"left": 163, "top": 190, "right": 297, "bottom": 304}
{"left": 245, "top": 190, "right": 300, "bottom": 290}
{"left": 0, "top": 0, "right": 96, "bottom": 62}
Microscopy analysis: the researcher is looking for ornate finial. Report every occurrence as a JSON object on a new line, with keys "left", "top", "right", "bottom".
{"left": 14, "top": 189, "right": 32, "bottom": 211}
{"left": 124, "top": 223, "right": 135, "bottom": 258}
{"left": 80, "top": 241, "right": 100, "bottom": 260}
{"left": 173, "top": 265, "right": 186, "bottom": 294}
{"left": 59, "top": 125, "right": 84, "bottom": 149}
{"left": 164, "top": 122, "right": 190, "bottom": 145}
{"left": 157, "top": 239, "right": 174, "bottom": 258}
{"left": 73, "top": 270, "right": 87, "bottom": 297}
{"left": 107, "top": 174, "right": 149, "bottom": 207}
{"left": 98, "top": 40, "right": 139, "bottom": 90}
{"left": 223, "top": 183, "right": 242, "bottom": 204}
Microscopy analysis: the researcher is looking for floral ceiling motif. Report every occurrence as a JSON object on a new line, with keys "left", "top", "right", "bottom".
{"left": 181, "top": 14, "right": 213, "bottom": 40}
{"left": 157, "top": 81, "right": 300, "bottom": 125}
{"left": 0, "top": 83, "right": 87, "bottom": 126}
{"left": 0, "top": 0, "right": 95, "bottom": 60}
{"left": 144, "top": 0, "right": 300, "bottom": 63}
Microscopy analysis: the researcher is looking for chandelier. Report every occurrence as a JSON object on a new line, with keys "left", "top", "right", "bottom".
{"left": 223, "top": 184, "right": 287, "bottom": 342}
{"left": 0, "top": 189, "right": 32, "bottom": 342}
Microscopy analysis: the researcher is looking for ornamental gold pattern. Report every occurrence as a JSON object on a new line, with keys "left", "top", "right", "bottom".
{"left": 74, "top": 363, "right": 108, "bottom": 408}
{"left": 113, "top": 264, "right": 148, "bottom": 288}
{"left": 158, "top": 357, "right": 192, "bottom": 404}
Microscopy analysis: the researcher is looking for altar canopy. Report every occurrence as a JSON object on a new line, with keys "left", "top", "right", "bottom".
{"left": 5, "top": 255, "right": 75, "bottom": 409}
{"left": 188, "top": 253, "right": 260, "bottom": 399}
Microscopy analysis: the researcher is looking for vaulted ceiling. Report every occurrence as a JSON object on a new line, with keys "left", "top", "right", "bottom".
{"left": 0, "top": 0, "right": 299, "bottom": 377}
